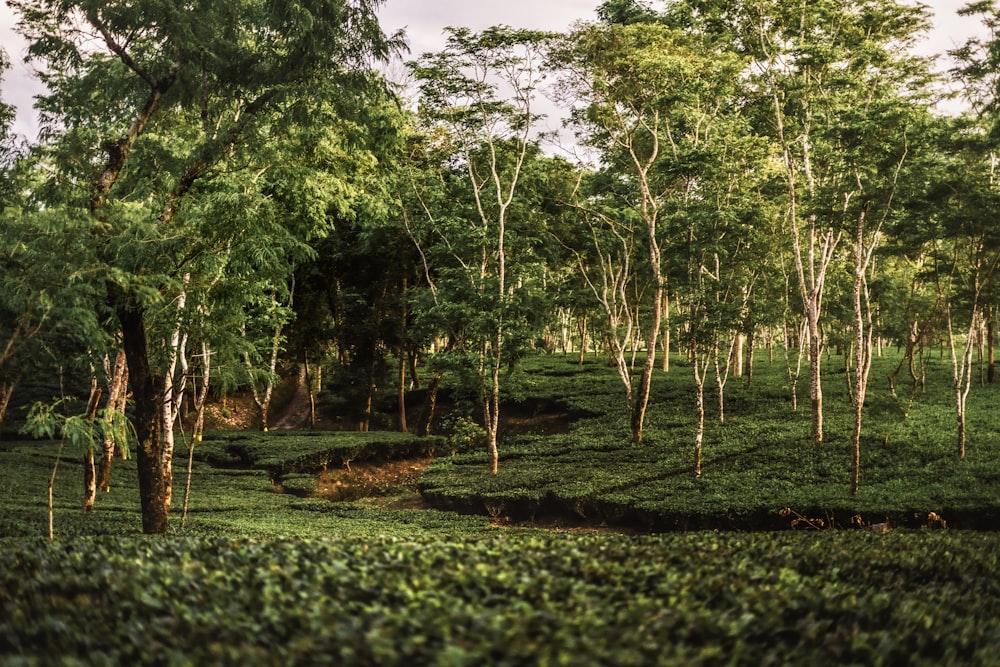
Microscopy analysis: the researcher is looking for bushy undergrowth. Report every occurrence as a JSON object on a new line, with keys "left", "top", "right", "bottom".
{"left": 2, "top": 531, "right": 998, "bottom": 665}
{"left": 419, "top": 351, "right": 1000, "bottom": 530}
{"left": 2, "top": 351, "right": 1000, "bottom": 664}
{"left": 196, "top": 430, "right": 443, "bottom": 479}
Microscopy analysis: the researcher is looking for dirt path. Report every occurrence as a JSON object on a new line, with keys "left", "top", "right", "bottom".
{"left": 272, "top": 370, "right": 312, "bottom": 430}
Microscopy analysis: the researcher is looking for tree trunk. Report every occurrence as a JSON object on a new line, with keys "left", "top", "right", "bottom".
{"left": 82, "top": 449, "right": 97, "bottom": 513}
{"left": 398, "top": 354, "right": 408, "bottom": 433}
{"left": 731, "top": 332, "right": 744, "bottom": 378}
{"left": 191, "top": 343, "right": 211, "bottom": 442}
{"left": 744, "top": 326, "right": 755, "bottom": 387}
{"left": 0, "top": 373, "right": 21, "bottom": 437}
{"left": 247, "top": 300, "right": 284, "bottom": 432}
{"left": 631, "top": 285, "right": 663, "bottom": 443}
{"left": 850, "top": 217, "right": 874, "bottom": 497}
{"left": 714, "top": 336, "right": 735, "bottom": 423}
{"left": 660, "top": 290, "right": 670, "bottom": 373}
{"left": 98, "top": 350, "right": 128, "bottom": 493}
{"left": 988, "top": 306, "right": 996, "bottom": 384}
{"left": 692, "top": 345, "right": 706, "bottom": 479}
{"left": 82, "top": 381, "right": 101, "bottom": 513}
{"left": 180, "top": 342, "right": 212, "bottom": 528}
{"left": 415, "top": 372, "right": 441, "bottom": 436}
{"left": 112, "top": 284, "right": 171, "bottom": 535}
{"left": 408, "top": 351, "right": 420, "bottom": 389}
{"left": 807, "top": 310, "right": 824, "bottom": 443}
{"left": 304, "top": 353, "right": 317, "bottom": 430}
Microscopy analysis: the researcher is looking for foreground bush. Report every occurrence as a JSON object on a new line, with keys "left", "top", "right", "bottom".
{"left": 2, "top": 531, "right": 998, "bottom": 665}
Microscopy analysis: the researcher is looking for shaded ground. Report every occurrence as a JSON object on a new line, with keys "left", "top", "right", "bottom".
{"left": 500, "top": 400, "right": 573, "bottom": 437}
{"left": 315, "top": 457, "right": 432, "bottom": 502}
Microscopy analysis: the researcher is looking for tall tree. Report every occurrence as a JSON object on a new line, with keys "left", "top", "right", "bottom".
{"left": 12, "top": 0, "right": 401, "bottom": 533}
{"left": 743, "top": 0, "right": 931, "bottom": 451}
{"left": 553, "top": 19, "right": 748, "bottom": 442}
{"left": 949, "top": 1, "right": 1000, "bottom": 457}
{"left": 409, "top": 27, "right": 554, "bottom": 474}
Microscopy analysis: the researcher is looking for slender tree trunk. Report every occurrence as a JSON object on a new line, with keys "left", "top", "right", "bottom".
{"left": 988, "top": 305, "right": 996, "bottom": 384}
{"left": 807, "top": 308, "right": 824, "bottom": 443}
{"left": 82, "top": 381, "right": 101, "bottom": 513}
{"left": 486, "top": 363, "right": 501, "bottom": 475}
{"left": 158, "top": 283, "right": 189, "bottom": 517}
{"left": 850, "top": 214, "right": 876, "bottom": 496}
{"left": 98, "top": 350, "right": 128, "bottom": 493}
{"left": 398, "top": 354, "right": 408, "bottom": 433}
{"left": 578, "top": 314, "right": 587, "bottom": 365}
{"left": 661, "top": 290, "right": 670, "bottom": 373}
{"left": 416, "top": 372, "right": 441, "bottom": 436}
{"left": 714, "top": 335, "right": 736, "bottom": 423}
{"left": 304, "top": 352, "right": 317, "bottom": 430}
{"left": 948, "top": 302, "right": 977, "bottom": 460}
{"left": 744, "top": 326, "right": 755, "bottom": 387}
{"left": 407, "top": 351, "right": 420, "bottom": 390}
{"left": 191, "top": 343, "right": 211, "bottom": 443}
{"left": 692, "top": 344, "right": 707, "bottom": 479}
{"left": 631, "top": 285, "right": 663, "bottom": 442}
{"left": 180, "top": 342, "right": 211, "bottom": 529}
{"left": 248, "top": 322, "right": 282, "bottom": 432}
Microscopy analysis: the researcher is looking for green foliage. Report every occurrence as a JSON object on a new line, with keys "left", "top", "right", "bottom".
{"left": 421, "top": 353, "right": 1000, "bottom": 529}
{"left": 21, "top": 399, "right": 132, "bottom": 457}
{"left": 1, "top": 532, "right": 999, "bottom": 664}
{"left": 443, "top": 415, "right": 487, "bottom": 455}
{"left": 196, "top": 430, "right": 442, "bottom": 478}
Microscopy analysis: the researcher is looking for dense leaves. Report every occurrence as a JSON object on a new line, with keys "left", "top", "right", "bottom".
{"left": 1, "top": 531, "right": 998, "bottom": 665}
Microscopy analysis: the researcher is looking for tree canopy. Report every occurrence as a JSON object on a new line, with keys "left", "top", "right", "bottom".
{"left": 3, "top": 0, "right": 1000, "bottom": 529}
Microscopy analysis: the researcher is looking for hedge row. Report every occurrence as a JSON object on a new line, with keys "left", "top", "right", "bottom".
{"left": 2, "top": 531, "right": 998, "bottom": 665}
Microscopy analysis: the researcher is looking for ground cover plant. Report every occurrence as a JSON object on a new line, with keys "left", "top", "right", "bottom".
{"left": 2, "top": 351, "right": 1000, "bottom": 663}
{"left": 419, "top": 351, "right": 1000, "bottom": 531}
{"left": 2, "top": 532, "right": 999, "bottom": 665}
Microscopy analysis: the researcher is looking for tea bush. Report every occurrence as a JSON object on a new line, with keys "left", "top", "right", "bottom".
{"left": 2, "top": 531, "right": 998, "bottom": 665}
{"left": 420, "top": 352, "right": 1000, "bottom": 530}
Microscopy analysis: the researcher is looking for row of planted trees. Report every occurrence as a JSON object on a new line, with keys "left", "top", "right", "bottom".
{"left": 1, "top": 0, "right": 1000, "bottom": 533}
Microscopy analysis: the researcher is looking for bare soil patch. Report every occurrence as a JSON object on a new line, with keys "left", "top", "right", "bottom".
{"left": 315, "top": 457, "right": 432, "bottom": 502}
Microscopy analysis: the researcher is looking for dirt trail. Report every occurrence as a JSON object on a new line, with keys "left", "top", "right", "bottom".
{"left": 272, "top": 370, "right": 312, "bottom": 430}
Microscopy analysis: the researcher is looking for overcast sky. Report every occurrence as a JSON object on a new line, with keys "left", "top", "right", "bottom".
{"left": 0, "top": 0, "right": 991, "bottom": 141}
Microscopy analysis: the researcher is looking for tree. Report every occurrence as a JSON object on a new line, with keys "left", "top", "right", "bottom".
{"left": 554, "top": 19, "right": 748, "bottom": 442}
{"left": 744, "top": 0, "right": 931, "bottom": 455}
{"left": 12, "top": 0, "right": 401, "bottom": 533}
{"left": 409, "top": 26, "right": 554, "bottom": 474}
{"left": 948, "top": 1, "right": 1000, "bottom": 458}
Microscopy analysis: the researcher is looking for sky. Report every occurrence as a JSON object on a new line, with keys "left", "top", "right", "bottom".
{"left": 0, "top": 0, "right": 992, "bottom": 142}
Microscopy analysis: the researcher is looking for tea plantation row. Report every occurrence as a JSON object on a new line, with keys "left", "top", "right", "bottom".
{"left": 3, "top": 531, "right": 999, "bottom": 665}
{"left": 418, "top": 353, "right": 1000, "bottom": 530}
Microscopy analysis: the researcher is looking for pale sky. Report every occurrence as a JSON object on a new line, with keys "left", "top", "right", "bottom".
{"left": 0, "top": 0, "right": 991, "bottom": 142}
